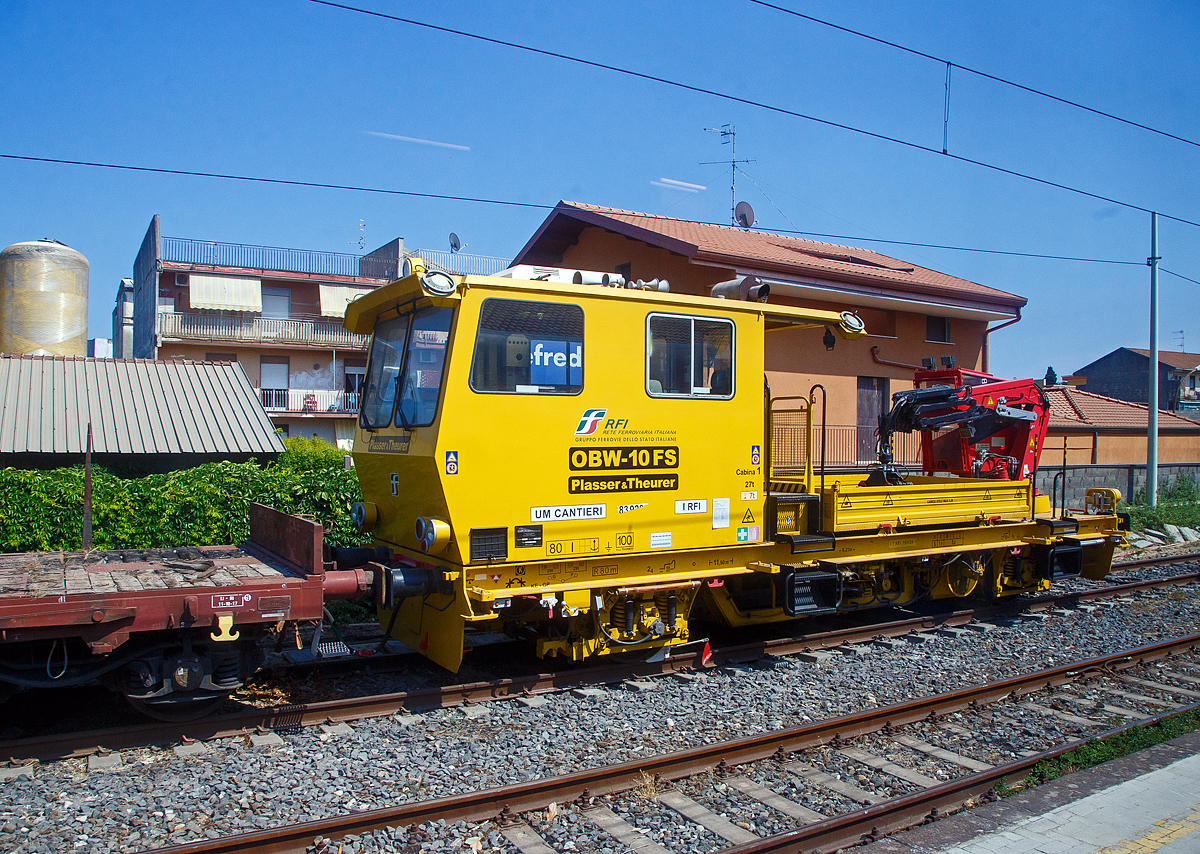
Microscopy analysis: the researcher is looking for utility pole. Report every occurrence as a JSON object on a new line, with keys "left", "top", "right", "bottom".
{"left": 1148, "top": 212, "right": 1160, "bottom": 507}
{"left": 701, "top": 125, "right": 754, "bottom": 225}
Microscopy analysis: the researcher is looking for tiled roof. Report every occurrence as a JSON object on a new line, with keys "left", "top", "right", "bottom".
{"left": 517, "top": 201, "right": 1026, "bottom": 311}
{"left": 0, "top": 355, "right": 285, "bottom": 457}
{"left": 1045, "top": 386, "right": 1200, "bottom": 431}
{"left": 1127, "top": 348, "right": 1200, "bottom": 371}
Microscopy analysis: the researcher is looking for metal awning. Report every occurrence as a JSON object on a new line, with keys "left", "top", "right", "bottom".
{"left": 335, "top": 419, "right": 356, "bottom": 451}
{"left": 189, "top": 274, "right": 262, "bottom": 312}
{"left": 319, "top": 284, "right": 375, "bottom": 317}
{"left": 0, "top": 355, "right": 285, "bottom": 458}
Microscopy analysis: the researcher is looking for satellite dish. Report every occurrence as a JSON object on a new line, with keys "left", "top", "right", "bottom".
{"left": 449, "top": 232, "right": 462, "bottom": 253}
{"left": 734, "top": 201, "right": 756, "bottom": 229}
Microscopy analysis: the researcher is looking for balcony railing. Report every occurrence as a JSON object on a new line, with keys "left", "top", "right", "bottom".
{"left": 162, "top": 236, "right": 510, "bottom": 280}
{"left": 159, "top": 312, "right": 369, "bottom": 348}
{"left": 163, "top": 237, "right": 390, "bottom": 279}
{"left": 417, "top": 248, "right": 512, "bottom": 277}
{"left": 260, "top": 388, "right": 361, "bottom": 414}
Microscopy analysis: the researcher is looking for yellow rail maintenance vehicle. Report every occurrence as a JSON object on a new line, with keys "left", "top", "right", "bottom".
{"left": 343, "top": 263, "right": 1128, "bottom": 672}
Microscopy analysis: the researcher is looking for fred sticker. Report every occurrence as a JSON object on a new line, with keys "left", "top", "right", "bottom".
{"left": 445, "top": 451, "right": 458, "bottom": 475}
{"left": 750, "top": 444, "right": 761, "bottom": 465}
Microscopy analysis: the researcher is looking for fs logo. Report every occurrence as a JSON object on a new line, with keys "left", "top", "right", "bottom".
{"left": 574, "top": 408, "right": 608, "bottom": 435}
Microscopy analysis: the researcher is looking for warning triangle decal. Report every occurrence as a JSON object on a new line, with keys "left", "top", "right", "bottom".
{"left": 741, "top": 509, "right": 755, "bottom": 524}
{"left": 840, "top": 496, "right": 852, "bottom": 509}
{"left": 883, "top": 493, "right": 894, "bottom": 506}
{"left": 984, "top": 489, "right": 992, "bottom": 500}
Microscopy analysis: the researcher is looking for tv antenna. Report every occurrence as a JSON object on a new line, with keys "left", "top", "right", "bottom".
{"left": 1172, "top": 329, "right": 1185, "bottom": 351}
{"left": 701, "top": 124, "right": 755, "bottom": 226}
{"left": 349, "top": 219, "right": 366, "bottom": 252}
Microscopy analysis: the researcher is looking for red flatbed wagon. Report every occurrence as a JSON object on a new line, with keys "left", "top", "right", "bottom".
{"left": 0, "top": 504, "right": 374, "bottom": 717}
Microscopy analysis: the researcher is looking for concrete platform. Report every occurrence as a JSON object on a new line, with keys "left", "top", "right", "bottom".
{"left": 859, "top": 730, "right": 1200, "bottom": 854}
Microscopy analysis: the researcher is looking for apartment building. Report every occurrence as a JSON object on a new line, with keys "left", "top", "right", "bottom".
{"left": 124, "top": 216, "right": 507, "bottom": 448}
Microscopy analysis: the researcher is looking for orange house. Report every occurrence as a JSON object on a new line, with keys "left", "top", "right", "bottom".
{"left": 514, "top": 202, "right": 1027, "bottom": 458}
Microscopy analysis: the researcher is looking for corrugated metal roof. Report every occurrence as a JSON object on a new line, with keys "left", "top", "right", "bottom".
{"left": 0, "top": 355, "right": 285, "bottom": 456}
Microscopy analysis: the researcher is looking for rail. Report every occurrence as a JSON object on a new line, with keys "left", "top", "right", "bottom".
{"left": 259, "top": 388, "right": 359, "bottom": 414}
{"left": 158, "top": 312, "right": 369, "bottom": 348}
{"left": 5, "top": 563, "right": 1194, "bottom": 764}
{"left": 127, "top": 629, "right": 1200, "bottom": 854}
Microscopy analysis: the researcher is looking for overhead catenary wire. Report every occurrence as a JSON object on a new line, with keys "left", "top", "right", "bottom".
{"left": 761, "top": 227, "right": 1147, "bottom": 266}
{"left": 746, "top": 0, "right": 1200, "bottom": 152}
{"left": 306, "top": 0, "right": 1200, "bottom": 231}
{"left": 1162, "top": 268, "right": 1200, "bottom": 288}
{"left": 0, "top": 150, "right": 1165, "bottom": 273}
{"left": 0, "top": 150, "right": 1147, "bottom": 268}
{"left": 0, "top": 152, "right": 547, "bottom": 210}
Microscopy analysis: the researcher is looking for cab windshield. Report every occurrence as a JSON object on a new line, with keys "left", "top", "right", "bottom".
{"left": 360, "top": 306, "right": 453, "bottom": 429}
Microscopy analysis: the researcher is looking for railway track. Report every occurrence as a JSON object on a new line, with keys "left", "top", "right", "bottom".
{"left": 135, "top": 632, "right": 1200, "bottom": 854}
{"left": 2, "top": 561, "right": 1196, "bottom": 765}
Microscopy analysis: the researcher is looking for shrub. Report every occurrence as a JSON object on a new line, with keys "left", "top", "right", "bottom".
{"left": 1122, "top": 473, "right": 1200, "bottom": 533}
{"left": 0, "top": 437, "right": 369, "bottom": 553}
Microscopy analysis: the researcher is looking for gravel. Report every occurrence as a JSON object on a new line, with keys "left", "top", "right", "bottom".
{"left": 1, "top": 576, "right": 1198, "bottom": 853}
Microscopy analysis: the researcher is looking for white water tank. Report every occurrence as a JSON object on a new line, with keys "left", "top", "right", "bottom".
{"left": 0, "top": 239, "right": 89, "bottom": 356}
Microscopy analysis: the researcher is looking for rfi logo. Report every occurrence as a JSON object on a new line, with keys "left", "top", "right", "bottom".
{"left": 445, "top": 451, "right": 458, "bottom": 475}
{"left": 751, "top": 445, "right": 761, "bottom": 465}
{"left": 390, "top": 473, "right": 399, "bottom": 496}
{"left": 574, "top": 408, "right": 608, "bottom": 435}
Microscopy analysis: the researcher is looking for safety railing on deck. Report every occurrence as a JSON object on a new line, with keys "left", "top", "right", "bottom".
{"left": 259, "top": 388, "right": 360, "bottom": 414}
{"left": 771, "top": 421, "right": 923, "bottom": 471}
{"left": 159, "top": 312, "right": 369, "bottom": 348}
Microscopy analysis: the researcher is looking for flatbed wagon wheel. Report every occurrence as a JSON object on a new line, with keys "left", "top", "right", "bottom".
{"left": 125, "top": 694, "right": 228, "bottom": 722}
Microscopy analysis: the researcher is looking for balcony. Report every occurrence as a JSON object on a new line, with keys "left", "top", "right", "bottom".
{"left": 159, "top": 311, "right": 369, "bottom": 348}
{"left": 260, "top": 388, "right": 360, "bottom": 415}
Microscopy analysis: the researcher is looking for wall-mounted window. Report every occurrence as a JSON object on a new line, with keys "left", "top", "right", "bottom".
{"left": 646, "top": 313, "right": 734, "bottom": 398}
{"left": 260, "top": 356, "right": 289, "bottom": 411}
{"left": 470, "top": 298, "right": 584, "bottom": 395}
{"left": 926, "top": 315, "right": 952, "bottom": 343}
{"left": 262, "top": 286, "right": 291, "bottom": 320}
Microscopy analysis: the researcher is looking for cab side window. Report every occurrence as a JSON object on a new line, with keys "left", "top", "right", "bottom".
{"left": 470, "top": 298, "right": 584, "bottom": 394}
{"left": 647, "top": 313, "right": 734, "bottom": 398}
{"left": 360, "top": 313, "right": 411, "bottom": 428}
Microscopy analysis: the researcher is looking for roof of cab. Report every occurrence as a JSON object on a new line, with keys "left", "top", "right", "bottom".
{"left": 343, "top": 271, "right": 867, "bottom": 338}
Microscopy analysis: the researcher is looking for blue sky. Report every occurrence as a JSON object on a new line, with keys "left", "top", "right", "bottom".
{"left": 1, "top": 1, "right": 1197, "bottom": 380}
